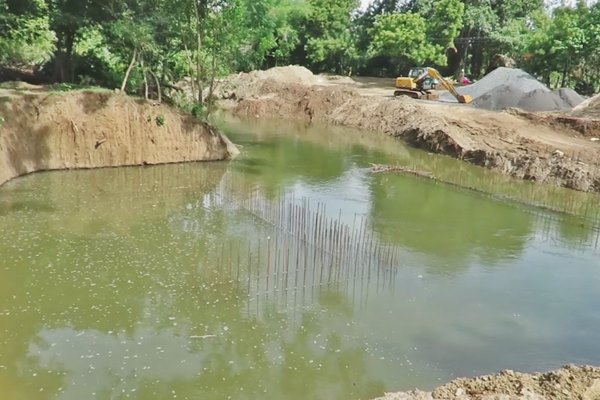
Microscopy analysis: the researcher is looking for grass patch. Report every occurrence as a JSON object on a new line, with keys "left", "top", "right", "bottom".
{"left": 49, "top": 83, "right": 109, "bottom": 93}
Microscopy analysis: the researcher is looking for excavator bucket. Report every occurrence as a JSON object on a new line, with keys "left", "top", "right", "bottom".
{"left": 458, "top": 94, "right": 473, "bottom": 104}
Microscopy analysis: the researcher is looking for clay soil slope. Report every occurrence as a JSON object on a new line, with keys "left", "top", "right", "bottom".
{"left": 0, "top": 88, "right": 238, "bottom": 186}
{"left": 215, "top": 67, "right": 600, "bottom": 193}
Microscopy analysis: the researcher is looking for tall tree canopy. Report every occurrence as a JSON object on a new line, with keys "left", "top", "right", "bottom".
{"left": 1, "top": 0, "right": 600, "bottom": 99}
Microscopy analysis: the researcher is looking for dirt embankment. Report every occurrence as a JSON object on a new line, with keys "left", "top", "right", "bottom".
{"left": 214, "top": 66, "right": 600, "bottom": 193}
{"left": 0, "top": 89, "right": 238, "bottom": 186}
{"left": 377, "top": 365, "right": 600, "bottom": 400}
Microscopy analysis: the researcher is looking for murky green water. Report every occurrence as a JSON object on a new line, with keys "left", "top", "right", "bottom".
{"left": 1, "top": 116, "right": 600, "bottom": 400}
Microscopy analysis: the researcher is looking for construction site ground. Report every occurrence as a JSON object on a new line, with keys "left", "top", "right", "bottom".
{"left": 214, "top": 67, "right": 600, "bottom": 193}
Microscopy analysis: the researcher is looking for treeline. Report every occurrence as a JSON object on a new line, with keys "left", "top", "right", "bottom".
{"left": 1, "top": 0, "right": 599, "bottom": 103}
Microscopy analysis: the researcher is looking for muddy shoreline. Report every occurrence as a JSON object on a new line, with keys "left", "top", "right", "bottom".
{"left": 214, "top": 67, "right": 600, "bottom": 193}
{"left": 375, "top": 365, "right": 600, "bottom": 400}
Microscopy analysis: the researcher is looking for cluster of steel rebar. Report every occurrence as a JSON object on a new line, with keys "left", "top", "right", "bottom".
{"left": 207, "top": 183, "right": 403, "bottom": 313}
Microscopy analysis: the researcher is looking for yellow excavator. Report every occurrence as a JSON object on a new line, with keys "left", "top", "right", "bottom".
{"left": 394, "top": 67, "right": 472, "bottom": 104}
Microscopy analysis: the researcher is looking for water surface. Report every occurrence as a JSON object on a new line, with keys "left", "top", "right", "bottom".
{"left": 1, "top": 117, "right": 599, "bottom": 400}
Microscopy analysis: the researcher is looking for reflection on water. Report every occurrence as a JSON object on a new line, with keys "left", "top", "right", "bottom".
{"left": 1, "top": 117, "right": 600, "bottom": 399}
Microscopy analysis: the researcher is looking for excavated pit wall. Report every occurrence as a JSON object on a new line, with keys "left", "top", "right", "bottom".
{"left": 223, "top": 79, "right": 600, "bottom": 193}
{"left": 0, "top": 91, "right": 238, "bottom": 186}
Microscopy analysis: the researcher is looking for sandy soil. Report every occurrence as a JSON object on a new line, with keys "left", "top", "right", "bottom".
{"left": 213, "top": 66, "right": 600, "bottom": 193}
{"left": 0, "top": 89, "right": 238, "bottom": 186}
{"left": 376, "top": 365, "right": 600, "bottom": 400}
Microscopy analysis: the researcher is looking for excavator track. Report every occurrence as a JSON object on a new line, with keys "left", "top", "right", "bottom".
{"left": 394, "top": 89, "right": 439, "bottom": 101}
{"left": 394, "top": 89, "right": 421, "bottom": 99}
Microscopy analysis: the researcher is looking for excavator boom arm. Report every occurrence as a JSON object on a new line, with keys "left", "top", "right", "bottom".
{"left": 425, "top": 68, "right": 472, "bottom": 104}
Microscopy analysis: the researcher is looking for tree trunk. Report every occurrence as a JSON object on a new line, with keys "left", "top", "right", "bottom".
{"left": 454, "top": 29, "right": 471, "bottom": 79}
{"left": 475, "top": 30, "right": 485, "bottom": 78}
{"left": 561, "top": 61, "right": 569, "bottom": 88}
{"left": 150, "top": 70, "right": 162, "bottom": 103}
{"left": 183, "top": 44, "right": 197, "bottom": 102}
{"left": 121, "top": 49, "right": 138, "bottom": 92}
{"left": 193, "top": 1, "right": 204, "bottom": 105}
{"left": 65, "top": 32, "right": 75, "bottom": 82}
{"left": 196, "top": 32, "right": 204, "bottom": 104}
{"left": 207, "top": 47, "right": 218, "bottom": 116}
{"left": 471, "top": 39, "right": 484, "bottom": 78}
{"left": 141, "top": 56, "right": 149, "bottom": 100}
{"left": 53, "top": 51, "right": 66, "bottom": 83}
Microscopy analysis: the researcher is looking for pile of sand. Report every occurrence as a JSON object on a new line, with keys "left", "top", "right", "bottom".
{"left": 442, "top": 68, "right": 574, "bottom": 112}
{"left": 247, "top": 65, "right": 319, "bottom": 85}
{"left": 377, "top": 365, "right": 600, "bottom": 400}
{"left": 556, "top": 88, "right": 585, "bottom": 108}
{"left": 572, "top": 92, "right": 600, "bottom": 118}
{"left": 211, "top": 65, "right": 326, "bottom": 101}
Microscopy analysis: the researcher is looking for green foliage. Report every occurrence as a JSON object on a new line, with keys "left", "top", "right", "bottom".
{"left": 462, "top": 1, "right": 498, "bottom": 35}
{"left": 368, "top": 12, "right": 445, "bottom": 71}
{"left": 4, "top": 0, "right": 600, "bottom": 99}
{"left": 49, "top": 82, "right": 74, "bottom": 91}
{"left": 268, "top": 0, "right": 309, "bottom": 65}
{"left": 0, "top": 0, "right": 56, "bottom": 66}
{"left": 155, "top": 114, "right": 165, "bottom": 127}
{"left": 191, "top": 103, "right": 205, "bottom": 119}
{"left": 302, "top": 0, "right": 359, "bottom": 73}
{"left": 519, "top": 3, "right": 596, "bottom": 88}
{"left": 419, "top": 0, "right": 464, "bottom": 47}
{"left": 173, "top": 92, "right": 206, "bottom": 119}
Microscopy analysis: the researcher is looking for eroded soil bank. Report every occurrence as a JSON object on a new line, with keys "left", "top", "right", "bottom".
{"left": 214, "top": 67, "right": 600, "bottom": 193}
{"left": 376, "top": 365, "right": 600, "bottom": 400}
{"left": 0, "top": 88, "right": 238, "bottom": 186}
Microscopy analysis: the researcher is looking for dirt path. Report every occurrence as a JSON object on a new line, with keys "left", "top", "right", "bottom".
{"left": 214, "top": 67, "right": 600, "bottom": 193}
{"left": 419, "top": 102, "right": 595, "bottom": 152}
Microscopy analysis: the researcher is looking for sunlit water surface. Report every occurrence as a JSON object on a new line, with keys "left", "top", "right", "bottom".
{"left": 1, "top": 117, "right": 599, "bottom": 400}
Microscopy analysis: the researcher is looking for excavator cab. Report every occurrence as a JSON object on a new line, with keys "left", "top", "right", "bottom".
{"left": 395, "top": 68, "right": 433, "bottom": 91}
{"left": 408, "top": 68, "right": 437, "bottom": 90}
{"left": 395, "top": 67, "right": 438, "bottom": 99}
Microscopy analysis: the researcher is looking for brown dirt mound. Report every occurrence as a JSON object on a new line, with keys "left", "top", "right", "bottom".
{"left": 376, "top": 365, "right": 600, "bottom": 400}
{"left": 211, "top": 65, "right": 325, "bottom": 101}
{"left": 508, "top": 109, "right": 600, "bottom": 139}
{"left": 216, "top": 67, "right": 600, "bottom": 193}
{"left": 234, "top": 80, "right": 356, "bottom": 120}
{"left": 572, "top": 92, "right": 600, "bottom": 118}
{"left": 0, "top": 90, "right": 238, "bottom": 186}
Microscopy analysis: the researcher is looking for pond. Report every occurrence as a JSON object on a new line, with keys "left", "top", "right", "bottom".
{"left": 1, "top": 116, "right": 599, "bottom": 400}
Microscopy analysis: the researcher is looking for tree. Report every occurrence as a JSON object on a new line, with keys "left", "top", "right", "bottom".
{"left": 44, "top": 0, "right": 110, "bottom": 81}
{"left": 0, "top": 0, "right": 56, "bottom": 67}
{"left": 549, "top": 5, "right": 587, "bottom": 87}
{"left": 520, "top": 3, "right": 588, "bottom": 88}
{"left": 300, "top": 0, "right": 359, "bottom": 74}
{"left": 427, "top": 0, "right": 464, "bottom": 48}
{"left": 367, "top": 12, "right": 445, "bottom": 75}
{"left": 579, "top": 2, "right": 600, "bottom": 92}
{"left": 264, "top": 0, "right": 310, "bottom": 66}
{"left": 519, "top": 9, "right": 554, "bottom": 85}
